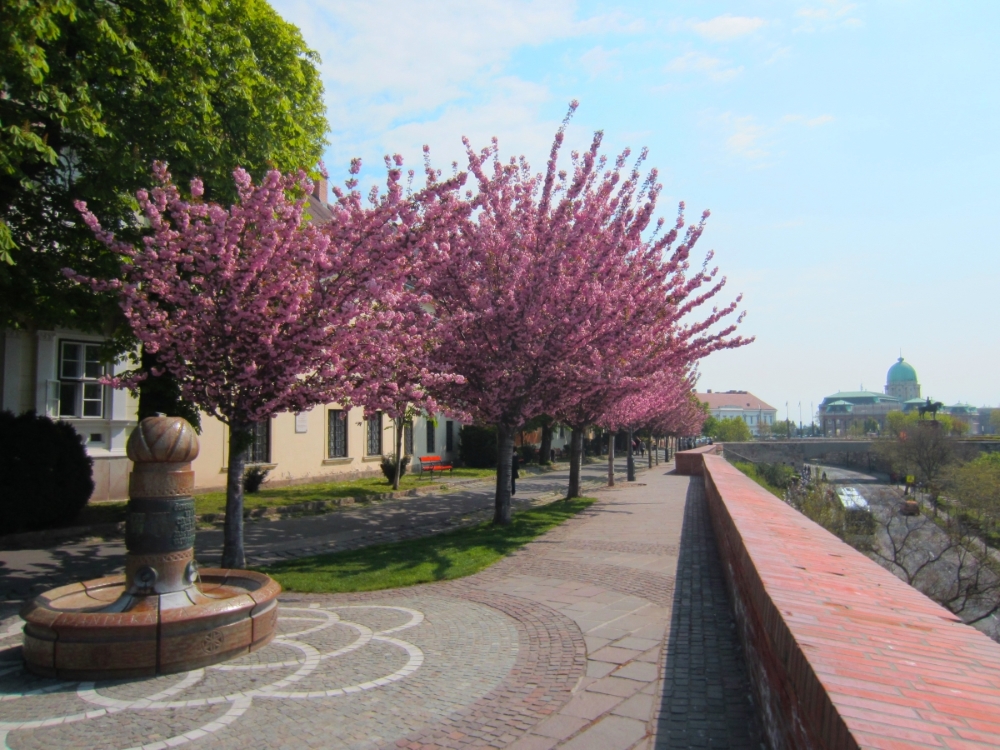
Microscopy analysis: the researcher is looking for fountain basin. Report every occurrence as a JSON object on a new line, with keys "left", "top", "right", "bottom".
{"left": 20, "top": 568, "right": 279, "bottom": 680}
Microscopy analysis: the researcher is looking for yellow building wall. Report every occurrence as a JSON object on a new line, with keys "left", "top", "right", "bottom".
{"left": 190, "top": 404, "right": 408, "bottom": 492}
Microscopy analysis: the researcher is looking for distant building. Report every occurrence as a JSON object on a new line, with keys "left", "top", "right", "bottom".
{"left": 885, "top": 357, "right": 921, "bottom": 401}
{"left": 946, "top": 404, "right": 980, "bottom": 435}
{"left": 819, "top": 356, "right": 981, "bottom": 435}
{"left": 819, "top": 391, "right": 900, "bottom": 435}
{"left": 697, "top": 390, "right": 777, "bottom": 437}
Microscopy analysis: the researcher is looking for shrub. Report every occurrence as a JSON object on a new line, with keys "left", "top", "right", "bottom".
{"left": 756, "top": 462, "right": 798, "bottom": 490}
{"left": 0, "top": 410, "right": 94, "bottom": 533}
{"left": 380, "top": 455, "right": 409, "bottom": 482}
{"left": 518, "top": 444, "right": 537, "bottom": 464}
{"left": 243, "top": 465, "right": 271, "bottom": 493}
{"left": 459, "top": 425, "right": 497, "bottom": 468}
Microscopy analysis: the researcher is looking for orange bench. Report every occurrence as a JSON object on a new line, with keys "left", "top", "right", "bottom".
{"left": 419, "top": 455, "right": 453, "bottom": 476}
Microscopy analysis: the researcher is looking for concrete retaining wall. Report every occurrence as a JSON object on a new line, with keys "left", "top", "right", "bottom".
{"left": 675, "top": 447, "right": 1000, "bottom": 749}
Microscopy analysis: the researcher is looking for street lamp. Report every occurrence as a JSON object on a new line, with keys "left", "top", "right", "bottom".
{"left": 626, "top": 427, "right": 635, "bottom": 481}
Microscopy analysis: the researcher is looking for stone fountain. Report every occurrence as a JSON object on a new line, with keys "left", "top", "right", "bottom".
{"left": 20, "top": 416, "right": 280, "bottom": 679}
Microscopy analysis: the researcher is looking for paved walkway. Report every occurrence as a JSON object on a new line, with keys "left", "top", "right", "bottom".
{"left": 0, "top": 463, "right": 764, "bottom": 749}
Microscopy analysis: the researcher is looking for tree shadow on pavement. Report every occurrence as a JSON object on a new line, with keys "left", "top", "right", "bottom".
{"left": 654, "top": 477, "right": 767, "bottom": 749}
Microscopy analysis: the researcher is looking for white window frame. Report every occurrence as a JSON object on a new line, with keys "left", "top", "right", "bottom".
{"left": 58, "top": 340, "right": 105, "bottom": 419}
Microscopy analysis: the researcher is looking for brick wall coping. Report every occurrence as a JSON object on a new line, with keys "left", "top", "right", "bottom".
{"left": 674, "top": 443, "right": 719, "bottom": 475}
{"left": 699, "top": 452, "right": 1000, "bottom": 750}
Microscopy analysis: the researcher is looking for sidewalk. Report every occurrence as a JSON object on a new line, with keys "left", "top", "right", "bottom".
{"left": 0, "top": 462, "right": 764, "bottom": 749}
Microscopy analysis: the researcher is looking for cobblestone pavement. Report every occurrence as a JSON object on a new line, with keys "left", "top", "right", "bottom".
{"left": 0, "top": 462, "right": 765, "bottom": 749}
{"left": 0, "top": 458, "right": 632, "bottom": 601}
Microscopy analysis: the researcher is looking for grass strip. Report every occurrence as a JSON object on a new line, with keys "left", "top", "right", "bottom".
{"left": 195, "top": 468, "right": 497, "bottom": 514}
{"left": 77, "top": 468, "right": 500, "bottom": 525}
{"left": 260, "top": 496, "right": 596, "bottom": 593}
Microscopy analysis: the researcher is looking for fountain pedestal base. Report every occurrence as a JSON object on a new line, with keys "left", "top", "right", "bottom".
{"left": 21, "top": 568, "right": 280, "bottom": 680}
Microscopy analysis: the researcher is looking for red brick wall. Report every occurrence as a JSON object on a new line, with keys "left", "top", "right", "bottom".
{"left": 697, "top": 453, "right": 1000, "bottom": 750}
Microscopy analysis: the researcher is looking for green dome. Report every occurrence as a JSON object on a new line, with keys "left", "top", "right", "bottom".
{"left": 887, "top": 357, "right": 918, "bottom": 384}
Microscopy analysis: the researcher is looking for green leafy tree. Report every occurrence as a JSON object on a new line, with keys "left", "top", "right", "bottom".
{"left": 708, "top": 416, "right": 752, "bottom": 442}
{"left": 771, "top": 420, "right": 794, "bottom": 439}
{"left": 1, "top": 0, "right": 327, "bottom": 339}
{"left": 947, "top": 453, "right": 1000, "bottom": 536}
{"left": 701, "top": 414, "right": 719, "bottom": 437}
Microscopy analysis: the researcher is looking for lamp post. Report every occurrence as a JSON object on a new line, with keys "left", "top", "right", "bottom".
{"left": 627, "top": 427, "right": 635, "bottom": 481}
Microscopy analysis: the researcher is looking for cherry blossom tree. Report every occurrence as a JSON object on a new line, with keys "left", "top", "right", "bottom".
{"left": 430, "top": 103, "right": 748, "bottom": 523}
{"left": 596, "top": 370, "right": 697, "bottom": 483}
{"left": 72, "top": 159, "right": 461, "bottom": 567}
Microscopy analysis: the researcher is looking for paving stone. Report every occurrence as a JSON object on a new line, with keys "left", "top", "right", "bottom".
{"left": 559, "top": 691, "right": 625, "bottom": 720}
{"left": 585, "top": 661, "right": 616, "bottom": 678}
{"left": 611, "top": 692, "right": 656, "bottom": 721}
{"left": 611, "top": 661, "right": 659, "bottom": 682}
{"left": 529, "top": 714, "right": 589, "bottom": 740}
{"left": 588, "top": 647, "right": 641, "bottom": 665}
{"left": 585, "top": 675, "right": 644, "bottom": 698}
{"left": 558, "top": 715, "right": 647, "bottom": 750}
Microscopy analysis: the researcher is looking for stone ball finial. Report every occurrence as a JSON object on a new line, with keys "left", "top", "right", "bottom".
{"left": 127, "top": 415, "right": 200, "bottom": 463}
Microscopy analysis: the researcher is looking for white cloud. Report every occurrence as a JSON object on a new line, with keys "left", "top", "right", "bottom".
{"left": 692, "top": 15, "right": 766, "bottom": 42}
{"left": 719, "top": 112, "right": 834, "bottom": 164}
{"left": 782, "top": 114, "right": 835, "bottom": 127}
{"left": 580, "top": 46, "right": 620, "bottom": 77}
{"left": 722, "top": 115, "right": 771, "bottom": 160}
{"left": 666, "top": 52, "right": 743, "bottom": 82}
{"left": 270, "top": 0, "right": 633, "bottom": 176}
{"left": 795, "top": 1, "right": 864, "bottom": 32}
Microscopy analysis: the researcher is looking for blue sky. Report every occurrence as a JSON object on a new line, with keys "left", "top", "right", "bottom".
{"left": 272, "top": 0, "right": 999, "bottom": 421}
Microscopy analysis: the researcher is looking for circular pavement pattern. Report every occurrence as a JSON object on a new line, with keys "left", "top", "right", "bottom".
{"left": 0, "top": 595, "right": 520, "bottom": 750}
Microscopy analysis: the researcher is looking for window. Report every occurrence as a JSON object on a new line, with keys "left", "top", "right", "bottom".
{"left": 404, "top": 423, "right": 414, "bottom": 456}
{"left": 426, "top": 420, "right": 435, "bottom": 453}
{"left": 244, "top": 420, "right": 271, "bottom": 464}
{"left": 59, "top": 341, "right": 105, "bottom": 418}
{"left": 367, "top": 413, "right": 382, "bottom": 456}
{"left": 328, "top": 410, "right": 348, "bottom": 458}
{"left": 446, "top": 421, "right": 454, "bottom": 452}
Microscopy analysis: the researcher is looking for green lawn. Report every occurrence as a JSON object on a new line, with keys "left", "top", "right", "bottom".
{"left": 261, "top": 496, "right": 596, "bottom": 593}
{"left": 77, "top": 467, "right": 498, "bottom": 524}
{"left": 211, "top": 467, "right": 497, "bottom": 513}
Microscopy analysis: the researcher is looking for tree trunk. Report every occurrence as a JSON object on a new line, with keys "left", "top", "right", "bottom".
{"left": 647, "top": 438, "right": 653, "bottom": 469}
{"left": 393, "top": 415, "right": 405, "bottom": 491}
{"left": 222, "top": 421, "right": 249, "bottom": 569}
{"left": 654, "top": 436, "right": 659, "bottom": 466}
{"left": 540, "top": 422, "right": 553, "bottom": 465}
{"left": 494, "top": 424, "right": 514, "bottom": 525}
{"left": 627, "top": 427, "right": 635, "bottom": 481}
{"left": 607, "top": 431, "right": 615, "bottom": 487}
{"left": 568, "top": 427, "right": 584, "bottom": 498}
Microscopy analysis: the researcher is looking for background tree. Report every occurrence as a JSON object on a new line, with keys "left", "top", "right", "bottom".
{"left": 707, "top": 416, "right": 752, "bottom": 442}
{"left": 876, "top": 412, "right": 973, "bottom": 497}
{"left": 1, "top": 0, "right": 327, "bottom": 405}
{"left": 946, "top": 453, "right": 1000, "bottom": 540}
{"left": 701, "top": 414, "right": 720, "bottom": 437}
